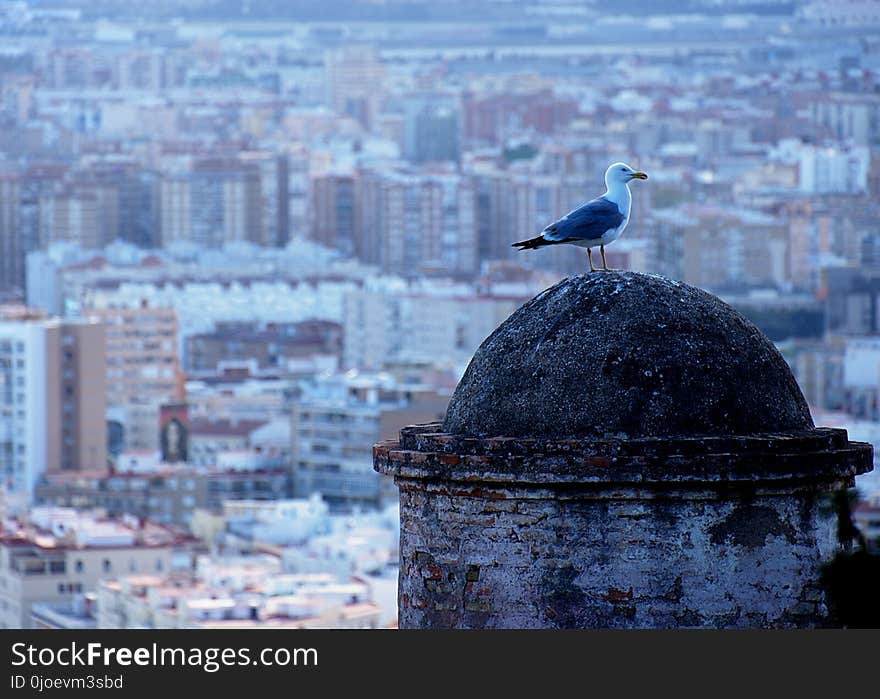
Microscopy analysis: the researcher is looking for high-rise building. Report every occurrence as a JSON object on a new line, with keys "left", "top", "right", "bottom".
{"left": 809, "top": 93, "right": 880, "bottom": 145}
{"left": 69, "top": 162, "right": 159, "bottom": 248}
{"left": 241, "top": 151, "right": 289, "bottom": 247}
{"left": 471, "top": 168, "right": 591, "bottom": 274}
{"left": 17, "top": 164, "right": 68, "bottom": 292}
{"left": 159, "top": 159, "right": 262, "bottom": 248}
{"left": 678, "top": 206, "right": 789, "bottom": 291}
{"left": 1, "top": 74, "right": 35, "bottom": 125}
{"left": 356, "top": 168, "right": 477, "bottom": 276}
{"left": 0, "top": 173, "right": 21, "bottom": 298}
{"left": 474, "top": 169, "right": 516, "bottom": 265}
{"left": 52, "top": 319, "right": 107, "bottom": 475}
{"left": 310, "top": 172, "right": 357, "bottom": 255}
{"left": 45, "top": 48, "right": 111, "bottom": 90}
{"left": 38, "top": 184, "right": 115, "bottom": 250}
{"left": 114, "top": 49, "right": 166, "bottom": 91}
{"left": 324, "top": 47, "right": 385, "bottom": 129}
{"left": 285, "top": 144, "right": 310, "bottom": 240}
{"left": 798, "top": 143, "right": 870, "bottom": 194}
{"left": 403, "top": 94, "right": 461, "bottom": 164}
{"left": 824, "top": 268, "right": 880, "bottom": 337}
{"left": 86, "top": 301, "right": 180, "bottom": 409}
{"left": 0, "top": 306, "right": 106, "bottom": 499}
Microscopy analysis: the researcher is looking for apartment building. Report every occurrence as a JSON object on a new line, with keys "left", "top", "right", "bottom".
{"left": 0, "top": 507, "right": 187, "bottom": 629}
{"left": 291, "top": 372, "right": 447, "bottom": 507}
{"left": 86, "top": 301, "right": 180, "bottom": 408}
{"left": 0, "top": 306, "right": 106, "bottom": 498}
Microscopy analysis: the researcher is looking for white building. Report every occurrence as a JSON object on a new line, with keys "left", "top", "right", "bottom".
{"left": 808, "top": 94, "right": 880, "bottom": 146}
{"left": 843, "top": 338, "right": 880, "bottom": 391}
{"left": 25, "top": 240, "right": 359, "bottom": 357}
{"left": 30, "top": 594, "right": 98, "bottom": 629}
{"left": 97, "top": 554, "right": 380, "bottom": 629}
{"left": 0, "top": 311, "right": 48, "bottom": 497}
{"left": 798, "top": 143, "right": 869, "bottom": 194}
{"left": 281, "top": 506, "right": 399, "bottom": 578}
{"left": 223, "top": 495, "right": 329, "bottom": 546}
{"left": 248, "top": 417, "right": 292, "bottom": 463}
{"left": 0, "top": 508, "right": 188, "bottom": 629}
{"left": 1, "top": 307, "right": 104, "bottom": 499}
{"left": 291, "top": 371, "right": 448, "bottom": 506}
{"left": 185, "top": 374, "right": 292, "bottom": 423}
{"left": 114, "top": 450, "right": 161, "bottom": 474}
{"left": 800, "top": 1, "right": 880, "bottom": 27}
{"left": 342, "top": 280, "right": 531, "bottom": 371}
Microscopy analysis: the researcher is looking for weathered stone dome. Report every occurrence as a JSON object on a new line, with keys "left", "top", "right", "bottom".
{"left": 443, "top": 271, "right": 813, "bottom": 438}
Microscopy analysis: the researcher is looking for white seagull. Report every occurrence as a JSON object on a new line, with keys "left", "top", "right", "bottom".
{"left": 512, "top": 161, "right": 648, "bottom": 272}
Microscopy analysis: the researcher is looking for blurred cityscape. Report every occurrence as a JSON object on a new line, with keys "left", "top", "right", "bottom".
{"left": 1, "top": 0, "right": 880, "bottom": 628}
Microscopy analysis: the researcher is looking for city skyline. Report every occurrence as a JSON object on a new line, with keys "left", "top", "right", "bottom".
{"left": 1, "top": 0, "right": 879, "bottom": 629}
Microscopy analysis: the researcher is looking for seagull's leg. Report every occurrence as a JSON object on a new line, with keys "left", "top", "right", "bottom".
{"left": 587, "top": 247, "right": 596, "bottom": 273}
{"left": 600, "top": 245, "right": 609, "bottom": 271}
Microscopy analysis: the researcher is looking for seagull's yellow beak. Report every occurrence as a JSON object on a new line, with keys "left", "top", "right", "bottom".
{"left": 629, "top": 171, "right": 648, "bottom": 180}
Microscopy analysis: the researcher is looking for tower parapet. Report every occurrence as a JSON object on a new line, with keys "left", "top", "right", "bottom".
{"left": 374, "top": 272, "right": 873, "bottom": 628}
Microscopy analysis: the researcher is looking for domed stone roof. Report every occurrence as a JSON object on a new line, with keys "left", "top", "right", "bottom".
{"left": 443, "top": 272, "right": 813, "bottom": 438}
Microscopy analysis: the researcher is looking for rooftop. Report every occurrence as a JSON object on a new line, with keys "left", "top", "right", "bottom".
{"left": 0, "top": 508, "right": 190, "bottom": 550}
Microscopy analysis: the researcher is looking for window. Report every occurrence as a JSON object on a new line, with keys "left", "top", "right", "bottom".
{"left": 74, "top": 560, "right": 83, "bottom": 574}
{"left": 102, "top": 559, "right": 111, "bottom": 574}
{"left": 48, "top": 560, "right": 65, "bottom": 574}
{"left": 155, "top": 558, "right": 164, "bottom": 572}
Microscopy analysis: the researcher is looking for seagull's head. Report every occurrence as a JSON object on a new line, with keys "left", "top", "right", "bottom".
{"left": 606, "top": 162, "right": 648, "bottom": 187}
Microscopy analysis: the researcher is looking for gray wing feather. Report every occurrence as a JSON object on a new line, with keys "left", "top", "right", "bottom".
{"left": 542, "top": 197, "right": 624, "bottom": 242}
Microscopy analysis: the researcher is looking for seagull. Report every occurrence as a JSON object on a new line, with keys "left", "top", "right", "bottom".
{"left": 512, "top": 162, "right": 648, "bottom": 272}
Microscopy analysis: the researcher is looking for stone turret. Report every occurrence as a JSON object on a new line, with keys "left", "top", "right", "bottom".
{"left": 374, "top": 272, "right": 873, "bottom": 629}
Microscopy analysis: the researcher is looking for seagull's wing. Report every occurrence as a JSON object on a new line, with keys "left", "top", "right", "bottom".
{"left": 542, "top": 196, "right": 624, "bottom": 243}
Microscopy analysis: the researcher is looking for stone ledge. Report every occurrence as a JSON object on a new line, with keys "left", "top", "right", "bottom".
{"left": 373, "top": 423, "right": 873, "bottom": 489}
{"left": 398, "top": 422, "right": 851, "bottom": 457}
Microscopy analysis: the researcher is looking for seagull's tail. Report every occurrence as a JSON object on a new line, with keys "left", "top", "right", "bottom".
{"left": 512, "top": 235, "right": 554, "bottom": 251}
